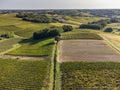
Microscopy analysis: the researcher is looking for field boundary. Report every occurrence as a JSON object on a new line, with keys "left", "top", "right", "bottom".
{"left": 99, "top": 34, "right": 120, "bottom": 54}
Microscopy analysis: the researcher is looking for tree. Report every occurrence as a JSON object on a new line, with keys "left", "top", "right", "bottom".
{"left": 62, "top": 25, "right": 73, "bottom": 32}
{"left": 104, "top": 28, "right": 113, "bottom": 32}
{"left": 55, "top": 36, "right": 61, "bottom": 44}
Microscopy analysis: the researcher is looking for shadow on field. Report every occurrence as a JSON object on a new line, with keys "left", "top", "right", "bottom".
{"left": 18, "top": 37, "right": 54, "bottom": 46}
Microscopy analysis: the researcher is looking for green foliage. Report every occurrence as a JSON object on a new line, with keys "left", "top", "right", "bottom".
{"left": 61, "top": 62, "right": 120, "bottom": 90}
{"left": 16, "top": 12, "right": 51, "bottom": 23}
{"left": 0, "top": 59, "right": 50, "bottom": 90}
{"left": 61, "top": 32, "right": 103, "bottom": 40}
{"left": 104, "top": 28, "right": 113, "bottom": 32}
{"left": 8, "top": 38, "right": 55, "bottom": 57}
{"left": 54, "top": 35, "right": 61, "bottom": 43}
{"left": 80, "top": 24, "right": 102, "bottom": 30}
{"left": 62, "top": 25, "right": 73, "bottom": 32}
{"left": 33, "top": 28, "right": 60, "bottom": 40}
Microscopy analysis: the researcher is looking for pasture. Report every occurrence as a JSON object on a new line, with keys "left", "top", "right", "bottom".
{"left": 61, "top": 62, "right": 120, "bottom": 90}
{"left": 59, "top": 40, "right": 120, "bottom": 62}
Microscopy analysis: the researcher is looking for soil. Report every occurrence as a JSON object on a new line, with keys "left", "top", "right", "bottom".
{"left": 59, "top": 40, "right": 120, "bottom": 62}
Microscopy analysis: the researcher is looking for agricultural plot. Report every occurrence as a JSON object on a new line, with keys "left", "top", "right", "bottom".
{"left": 61, "top": 32, "right": 103, "bottom": 40}
{"left": 0, "top": 38, "right": 21, "bottom": 53}
{"left": 61, "top": 62, "right": 120, "bottom": 90}
{"left": 8, "top": 38, "right": 55, "bottom": 57}
{"left": 0, "top": 58, "right": 50, "bottom": 90}
{"left": 59, "top": 40, "right": 120, "bottom": 62}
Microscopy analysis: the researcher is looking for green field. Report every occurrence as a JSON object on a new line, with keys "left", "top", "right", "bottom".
{"left": 0, "top": 58, "right": 50, "bottom": 90}
{"left": 61, "top": 62, "right": 120, "bottom": 90}
{"left": 65, "top": 16, "right": 107, "bottom": 25}
{"left": 61, "top": 31, "right": 103, "bottom": 40}
{"left": 8, "top": 38, "right": 55, "bottom": 57}
{"left": 0, "top": 38, "right": 21, "bottom": 53}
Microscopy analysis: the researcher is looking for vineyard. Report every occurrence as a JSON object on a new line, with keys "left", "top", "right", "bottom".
{"left": 0, "top": 59, "right": 50, "bottom": 90}
{"left": 61, "top": 32, "right": 103, "bottom": 40}
{"left": 61, "top": 62, "right": 120, "bottom": 90}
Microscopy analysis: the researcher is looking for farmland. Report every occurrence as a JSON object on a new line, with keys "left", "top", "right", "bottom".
{"left": 59, "top": 40, "right": 120, "bottom": 62}
{"left": 8, "top": 38, "right": 55, "bottom": 57}
{"left": 0, "top": 38, "right": 21, "bottom": 54}
{"left": 0, "top": 58, "right": 50, "bottom": 90}
{"left": 61, "top": 62, "right": 120, "bottom": 90}
{"left": 0, "top": 10, "right": 120, "bottom": 90}
{"left": 61, "top": 32, "right": 103, "bottom": 40}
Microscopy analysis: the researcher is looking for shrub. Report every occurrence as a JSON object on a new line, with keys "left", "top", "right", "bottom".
{"left": 62, "top": 25, "right": 73, "bottom": 32}
{"left": 104, "top": 28, "right": 113, "bottom": 32}
{"left": 33, "top": 28, "right": 60, "bottom": 40}
{"left": 80, "top": 24, "right": 101, "bottom": 30}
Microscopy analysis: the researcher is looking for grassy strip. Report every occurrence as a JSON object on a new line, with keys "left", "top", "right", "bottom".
{"left": 54, "top": 44, "right": 61, "bottom": 90}
{"left": 47, "top": 43, "right": 56, "bottom": 90}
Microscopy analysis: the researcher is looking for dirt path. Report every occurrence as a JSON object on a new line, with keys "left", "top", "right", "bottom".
{"left": 0, "top": 55, "right": 47, "bottom": 61}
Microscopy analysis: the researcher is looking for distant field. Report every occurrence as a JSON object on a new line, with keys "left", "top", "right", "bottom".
{"left": 61, "top": 32, "right": 103, "bottom": 40}
{"left": 0, "top": 38, "right": 21, "bottom": 53}
{"left": 61, "top": 62, "right": 120, "bottom": 90}
{"left": 0, "top": 58, "right": 50, "bottom": 90}
{"left": 8, "top": 38, "right": 55, "bottom": 57}
{"left": 59, "top": 40, "right": 120, "bottom": 62}
{"left": 65, "top": 16, "right": 107, "bottom": 25}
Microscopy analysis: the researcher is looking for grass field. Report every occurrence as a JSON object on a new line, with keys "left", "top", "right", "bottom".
{"left": 61, "top": 62, "right": 120, "bottom": 90}
{"left": 65, "top": 16, "right": 107, "bottom": 25}
{"left": 0, "top": 58, "right": 50, "bottom": 90}
{"left": 7, "top": 38, "right": 55, "bottom": 57}
{"left": 61, "top": 32, "right": 103, "bottom": 40}
{"left": 0, "top": 38, "right": 21, "bottom": 53}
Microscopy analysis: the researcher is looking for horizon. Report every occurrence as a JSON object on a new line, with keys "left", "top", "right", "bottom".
{"left": 1, "top": 0, "right": 120, "bottom": 9}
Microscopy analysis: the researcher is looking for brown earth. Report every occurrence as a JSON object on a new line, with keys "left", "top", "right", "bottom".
{"left": 58, "top": 40, "right": 120, "bottom": 62}
{"left": 0, "top": 55, "right": 48, "bottom": 61}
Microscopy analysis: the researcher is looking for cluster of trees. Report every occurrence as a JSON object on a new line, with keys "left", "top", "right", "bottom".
{"left": 33, "top": 25, "right": 73, "bottom": 40}
{"left": 80, "top": 19, "right": 111, "bottom": 30}
{"left": 80, "top": 24, "right": 102, "bottom": 30}
{"left": 62, "top": 25, "right": 73, "bottom": 32}
{"left": 16, "top": 12, "right": 51, "bottom": 23}
{"left": 33, "top": 28, "right": 60, "bottom": 39}
{"left": 104, "top": 28, "right": 113, "bottom": 32}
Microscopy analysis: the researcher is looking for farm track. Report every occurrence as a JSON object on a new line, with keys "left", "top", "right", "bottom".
{"left": 0, "top": 55, "right": 47, "bottom": 60}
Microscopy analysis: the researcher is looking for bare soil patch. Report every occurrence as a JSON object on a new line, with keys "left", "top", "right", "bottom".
{"left": 59, "top": 40, "right": 120, "bottom": 62}
{"left": 0, "top": 55, "right": 47, "bottom": 61}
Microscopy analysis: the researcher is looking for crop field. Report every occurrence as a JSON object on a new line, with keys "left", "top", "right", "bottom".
{"left": 65, "top": 16, "right": 107, "bottom": 25}
{"left": 8, "top": 38, "right": 55, "bottom": 57}
{"left": 0, "top": 58, "right": 50, "bottom": 90}
{"left": 0, "top": 38, "right": 22, "bottom": 53}
{"left": 59, "top": 40, "right": 120, "bottom": 62}
{"left": 61, "top": 62, "right": 120, "bottom": 90}
{"left": 61, "top": 32, "right": 103, "bottom": 40}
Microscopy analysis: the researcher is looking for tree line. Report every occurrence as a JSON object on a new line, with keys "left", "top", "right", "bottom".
{"left": 16, "top": 12, "right": 51, "bottom": 23}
